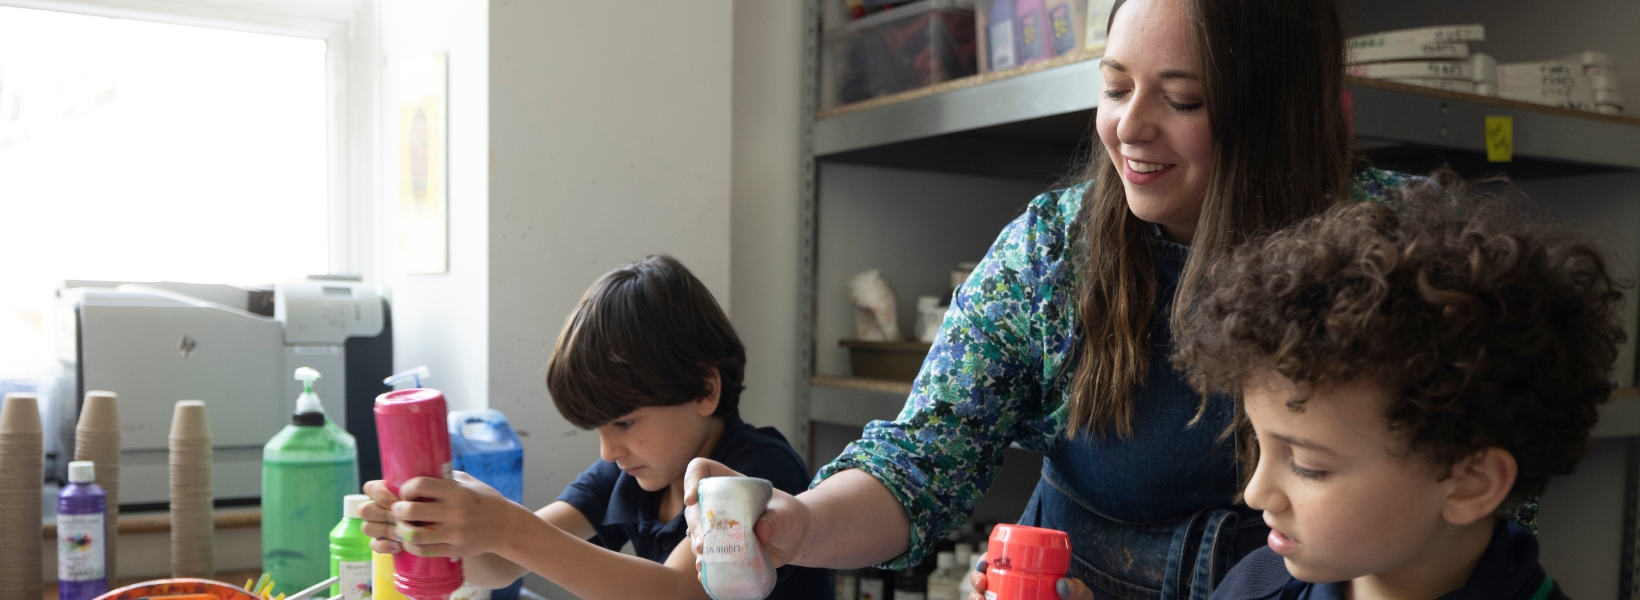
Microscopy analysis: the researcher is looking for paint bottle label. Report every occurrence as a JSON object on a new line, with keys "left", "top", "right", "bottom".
{"left": 1018, "top": 11, "right": 1049, "bottom": 62}
{"left": 700, "top": 509, "right": 750, "bottom": 563}
{"left": 338, "top": 560, "right": 373, "bottom": 600}
{"left": 984, "top": 20, "right": 1010, "bottom": 69}
{"left": 989, "top": 20, "right": 1017, "bottom": 70}
{"left": 57, "top": 513, "right": 106, "bottom": 581}
{"left": 1049, "top": 3, "right": 1078, "bottom": 55}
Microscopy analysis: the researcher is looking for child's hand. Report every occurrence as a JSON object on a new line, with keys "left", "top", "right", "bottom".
{"left": 359, "top": 480, "right": 403, "bottom": 554}
{"left": 682, "top": 458, "right": 811, "bottom": 570}
{"left": 360, "top": 472, "right": 532, "bottom": 559}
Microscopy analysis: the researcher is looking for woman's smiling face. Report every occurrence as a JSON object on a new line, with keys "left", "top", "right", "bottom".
{"left": 1096, "top": 0, "right": 1214, "bottom": 244}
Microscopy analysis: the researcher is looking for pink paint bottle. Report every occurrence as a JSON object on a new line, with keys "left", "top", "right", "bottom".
{"left": 375, "top": 389, "right": 464, "bottom": 600}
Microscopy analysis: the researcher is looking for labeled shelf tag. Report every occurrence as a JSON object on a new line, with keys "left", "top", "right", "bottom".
{"left": 1486, "top": 116, "right": 1513, "bottom": 162}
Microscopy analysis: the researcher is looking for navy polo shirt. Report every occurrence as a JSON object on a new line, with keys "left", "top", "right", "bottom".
{"left": 557, "top": 411, "right": 833, "bottom": 600}
{"left": 1209, "top": 521, "right": 1566, "bottom": 600}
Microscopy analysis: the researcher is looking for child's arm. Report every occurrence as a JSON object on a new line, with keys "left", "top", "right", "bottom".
{"left": 362, "top": 473, "right": 710, "bottom": 600}
{"left": 458, "top": 501, "right": 596, "bottom": 589}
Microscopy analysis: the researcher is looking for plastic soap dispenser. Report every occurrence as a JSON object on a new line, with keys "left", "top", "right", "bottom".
{"left": 264, "top": 367, "right": 360, "bottom": 595}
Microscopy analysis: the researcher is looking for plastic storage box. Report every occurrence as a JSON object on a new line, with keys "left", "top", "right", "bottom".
{"left": 822, "top": 0, "right": 978, "bottom": 109}
{"left": 841, "top": 340, "right": 933, "bottom": 380}
{"left": 976, "top": 0, "right": 1089, "bottom": 73}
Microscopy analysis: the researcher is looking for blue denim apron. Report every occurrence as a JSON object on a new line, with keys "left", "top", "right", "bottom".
{"left": 1017, "top": 230, "right": 1269, "bottom": 600}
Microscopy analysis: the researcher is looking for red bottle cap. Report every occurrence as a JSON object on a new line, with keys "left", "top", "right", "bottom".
{"left": 375, "top": 388, "right": 446, "bottom": 414}
{"left": 990, "top": 524, "right": 1071, "bottom": 574}
{"left": 986, "top": 524, "right": 1071, "bottom": 600}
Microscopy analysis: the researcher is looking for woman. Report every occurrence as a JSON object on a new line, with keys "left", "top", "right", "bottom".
{"left": 688, "top": 0, "right": 1411, "bottom": 597}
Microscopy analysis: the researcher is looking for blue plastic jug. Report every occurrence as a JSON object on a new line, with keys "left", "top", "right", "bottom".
{"left": 449, "top": 409, "right": 525, "bottom": 600}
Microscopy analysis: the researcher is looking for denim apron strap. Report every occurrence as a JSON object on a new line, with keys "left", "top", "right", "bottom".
{"left": 1190, "top": 509, "right": 1239, "bottom": 600}
{"left": 1160, "top": 508, "right": 1247, "bottom": 600}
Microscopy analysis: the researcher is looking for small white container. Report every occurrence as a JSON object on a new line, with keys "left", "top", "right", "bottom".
{"left": 697, "top": 477, "right": 778, "bottom": 600}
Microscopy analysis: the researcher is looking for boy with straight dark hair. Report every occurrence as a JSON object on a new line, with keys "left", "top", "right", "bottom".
{"left": 360, "top": 254, "right": 831, "bottom": 600}
{"left": 1175, "top": 173, "right": 1624, "bottom": 600}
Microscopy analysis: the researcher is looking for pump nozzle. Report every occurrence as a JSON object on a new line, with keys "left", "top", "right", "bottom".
{"left": 293, "top": 367, "right": 325, "bottom": 422}
{"left": 384, "top": 366, "right": 431, "bottom": 390}
{"left": 296, "top": 367, "right": 320, "bottom": 392}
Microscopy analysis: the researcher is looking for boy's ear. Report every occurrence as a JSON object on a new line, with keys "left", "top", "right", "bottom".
{"left": 1442, "top": 447, "right": 1517, "bottom": 526}
{"left": 695, "top": 366, "right": 722, "bottom": 417}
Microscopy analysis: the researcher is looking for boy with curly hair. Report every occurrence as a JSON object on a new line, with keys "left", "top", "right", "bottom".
{"left": 1174, "top": 173, "right": 1625, "bottom": 600}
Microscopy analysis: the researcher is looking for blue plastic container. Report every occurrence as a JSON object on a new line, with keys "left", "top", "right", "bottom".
{"left": 450, "top": 409, "right": 525, "bottom": 600}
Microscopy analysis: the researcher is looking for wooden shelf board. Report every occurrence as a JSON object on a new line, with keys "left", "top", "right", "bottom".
{"left": 810, "top": 375, "right": 914, "bottom": 396}
{"left": 42, "top": 507, "right": 260, "bottom": 540}
{"left": 1347, "top": 77, "right": 1640, "bottom": 128}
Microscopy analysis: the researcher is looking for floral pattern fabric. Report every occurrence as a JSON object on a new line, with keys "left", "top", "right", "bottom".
{"left": 813, "top": 168, "right": 1419, "bottom": 568}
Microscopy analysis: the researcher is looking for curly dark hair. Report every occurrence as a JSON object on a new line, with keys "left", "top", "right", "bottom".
{"left": 1173, "top": 170, "right": 1627, "bottom": 500}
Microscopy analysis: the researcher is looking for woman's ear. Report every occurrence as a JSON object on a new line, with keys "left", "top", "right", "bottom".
{"left": 695, "top": 367, "right": 722, "bottom": 417}
{"left": 1442, "top": 447, "right": 1517, "bottom": 526}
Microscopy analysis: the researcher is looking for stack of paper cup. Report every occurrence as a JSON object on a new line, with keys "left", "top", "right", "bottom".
{"left": 75, "top": 390, "right": 122, "bottom": 580}
{"left": 0, "top": 393, "right": 44, "bottom": 598}
{"left": 169, "top": 400, "right": 213, "bottom": 578}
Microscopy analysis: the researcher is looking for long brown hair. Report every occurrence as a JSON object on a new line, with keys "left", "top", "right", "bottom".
{"left": 1069, "top": 0, "right": 1355, "bottom": 437}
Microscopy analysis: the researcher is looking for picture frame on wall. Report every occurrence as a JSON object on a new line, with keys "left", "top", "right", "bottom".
{"left": 397, "top": 52, "right": 448, "bottom": 274}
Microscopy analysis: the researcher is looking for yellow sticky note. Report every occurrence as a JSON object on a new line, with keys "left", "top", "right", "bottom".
{"left": 1486, "top": 116, "right": 1513, "bottom": 162}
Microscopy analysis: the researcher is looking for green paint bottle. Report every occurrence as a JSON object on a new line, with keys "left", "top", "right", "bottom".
{"left": 263, "top": 368, "right": 359, "bottom": 595}
{"left": 331, "top": 494, "right": 375, "bottom": 600}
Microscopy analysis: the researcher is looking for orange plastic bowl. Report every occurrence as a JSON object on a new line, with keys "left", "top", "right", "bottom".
{"left": 93, "top": 578, "right": 260, "bottom": 600}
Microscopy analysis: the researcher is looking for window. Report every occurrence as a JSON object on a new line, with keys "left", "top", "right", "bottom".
{"left": 0, "top": 4, "right": 343, "bottom": 380}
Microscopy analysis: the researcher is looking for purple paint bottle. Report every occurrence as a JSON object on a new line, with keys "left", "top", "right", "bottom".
{"left": 57, "top": 461, "right": 108, "bottom": 600}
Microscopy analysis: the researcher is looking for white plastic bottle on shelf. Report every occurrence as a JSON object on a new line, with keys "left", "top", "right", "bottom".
{"left": 927, "top": 551, "right": 963, "bottom": 600}
{"left": 958, "top": 550, "right": 983, "bottom": 599}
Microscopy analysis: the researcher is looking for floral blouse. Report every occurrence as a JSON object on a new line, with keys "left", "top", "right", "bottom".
{"left": 813, "top": 169, "right": 1418, "bottom": 568}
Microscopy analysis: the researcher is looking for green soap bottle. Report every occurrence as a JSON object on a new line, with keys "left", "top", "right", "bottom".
{"left": 263, "top": 368, "right": 359, "bottom": 595}
{"left": 331, "top": 494, "right": 374, "bottom": 600}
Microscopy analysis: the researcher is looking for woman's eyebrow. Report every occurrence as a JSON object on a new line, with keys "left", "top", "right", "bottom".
{"left": 1099, "top": 59, "right": 1198, "bottom": 82}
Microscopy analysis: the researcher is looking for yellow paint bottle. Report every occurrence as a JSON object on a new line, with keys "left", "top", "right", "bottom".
{"left": 373, "top": 552, "right": 408, "bottom": 600}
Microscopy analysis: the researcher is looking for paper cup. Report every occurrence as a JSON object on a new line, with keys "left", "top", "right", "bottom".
{"left": 0, "top": 394, "right": 42, "bottom": 598}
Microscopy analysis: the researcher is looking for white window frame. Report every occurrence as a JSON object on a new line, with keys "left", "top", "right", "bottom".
{"left": 0, "top": 0, "right": 382, "bottom": 282}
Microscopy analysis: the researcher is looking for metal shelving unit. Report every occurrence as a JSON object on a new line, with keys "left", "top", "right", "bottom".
{"left": 802, "top": 55, "right": 1640, "bottom": 433}
{"left": 812, "top": 57, "right": 1640, "bottom": 180}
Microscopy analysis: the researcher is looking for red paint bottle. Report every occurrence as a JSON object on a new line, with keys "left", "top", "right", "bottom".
{"left": 985, "top": 524, "right": 1071, "bottom": 600}
{"left": 375, "top": 389, "right": 464, "bottom": 600}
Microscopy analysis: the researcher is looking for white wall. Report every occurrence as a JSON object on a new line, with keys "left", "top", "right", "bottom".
{"left": 488, "top": 0, "right": 734, "bottom": 519}
{"left": 731, "top": 0, "right": 807, "bottom": 444}
{"left": 381, "top": 0, "right": 490, "bottom": 412}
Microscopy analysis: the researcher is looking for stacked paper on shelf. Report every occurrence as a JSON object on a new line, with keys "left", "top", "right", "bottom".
{"left": 1386, "top": 78, "right": 1476, "bottom": 93}
{"left": 1347, "top": 42, "right": 1467, "bottom": 65}
{"left": 1345, "top": 25, "right": 1494, "bottom": 96}
{"left": 1348, "top": 61, "right": 1471, "bottom": 81}
{"left": 1472, "top": 53, "right": 1498, "bottom": 96}
{"left": 1498, "top": 52, "right": 1622, "bottom": 114}
{"left": 1347, "top": 24, "right": 1485, "bottom": 49}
